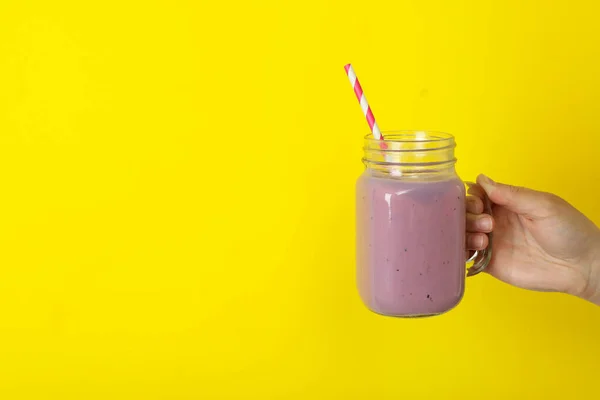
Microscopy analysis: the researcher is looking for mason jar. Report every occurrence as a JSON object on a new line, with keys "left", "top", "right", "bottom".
{"left": 356, "top": 130, "right": 492, "bottom": 317}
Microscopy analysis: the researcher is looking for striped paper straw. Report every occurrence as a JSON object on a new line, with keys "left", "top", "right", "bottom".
{"left": 344, "top": 64, "right": 384, "bottom": 141}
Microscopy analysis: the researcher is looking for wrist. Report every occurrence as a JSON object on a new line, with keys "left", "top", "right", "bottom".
{"left": 581, "top": 233, "right": 600, "bottom": 305}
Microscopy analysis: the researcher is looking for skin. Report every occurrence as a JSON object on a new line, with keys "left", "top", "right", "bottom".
{"left": 466, "top": 174, "right": 600, "bottom": 306}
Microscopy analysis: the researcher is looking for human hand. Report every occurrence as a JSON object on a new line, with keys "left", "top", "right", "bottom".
{"left": 465, "top": 174, "right": 600, "bottom": 305}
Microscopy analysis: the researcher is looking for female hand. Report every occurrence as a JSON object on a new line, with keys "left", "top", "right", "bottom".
{"left": 466, "top": 174, "right": 600, "bottom": 305}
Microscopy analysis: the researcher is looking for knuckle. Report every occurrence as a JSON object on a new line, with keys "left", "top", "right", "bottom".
{"left": 507, "top": 184, "right": 521, "bottom": 194}
{"left": 540, "top": 192, "right": 565, "bottom": 211}
{"left": 547, "top": 192, "right": 566, "bottom": 206}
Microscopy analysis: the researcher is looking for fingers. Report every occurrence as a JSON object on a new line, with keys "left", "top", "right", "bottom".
{"left": 466, "top": 212, "right": 493, "bottom": 232}
{"left": 466, "top": 232, "right": 488, "bottom": 250}
{"left": 465, "top": 181, "right": 491, "bottom": 253}
{"left": 476, "top": 174, "right": 553, "bottom": 219}
{"left": 466, "top": 195, "right": 483, "bottom": 214}
{"left": 466, "top": 183, "right": 486, "bottom": 199}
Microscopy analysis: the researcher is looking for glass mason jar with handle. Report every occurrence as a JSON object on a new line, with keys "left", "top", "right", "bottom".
{"left": 356, "top": 131, "right": 492, "bottom": 317}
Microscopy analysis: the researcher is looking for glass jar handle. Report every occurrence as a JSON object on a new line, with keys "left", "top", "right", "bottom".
{"left": 465, "top": 181, "right": 493, "bottom": 277}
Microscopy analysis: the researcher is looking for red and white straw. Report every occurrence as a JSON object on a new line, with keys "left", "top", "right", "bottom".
{"left": 344, "top": 64, "right": 383, "bottom": 141}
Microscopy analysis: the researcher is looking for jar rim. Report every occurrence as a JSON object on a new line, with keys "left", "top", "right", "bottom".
{"left": 362, "top": 130, "right": 456, "bottom": 174}
{"left": 364, "top": 130, "right": 454, "bottom": 144}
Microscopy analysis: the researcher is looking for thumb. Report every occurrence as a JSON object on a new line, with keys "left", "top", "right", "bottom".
{"left": 476, "top": 174, "right": 546, "bottom": 218}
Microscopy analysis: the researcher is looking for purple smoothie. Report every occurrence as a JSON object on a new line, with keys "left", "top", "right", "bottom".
{"left": 356, "top": 173, "right": 466, "bottom": 316}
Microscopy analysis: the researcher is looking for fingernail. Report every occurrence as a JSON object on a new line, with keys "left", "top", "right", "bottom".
{"left": 478, "top": 217, "right": 492, "bottom": 230}
{"left": 479, "top": 174, "right": 495, "bottom": 186}
{"left": 476, "top": 235, "right": 485, "bottom": 248}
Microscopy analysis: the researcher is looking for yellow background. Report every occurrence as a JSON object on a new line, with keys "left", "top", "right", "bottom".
{"left": 0, "top": 0, "right": 599, "bottom": 398}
